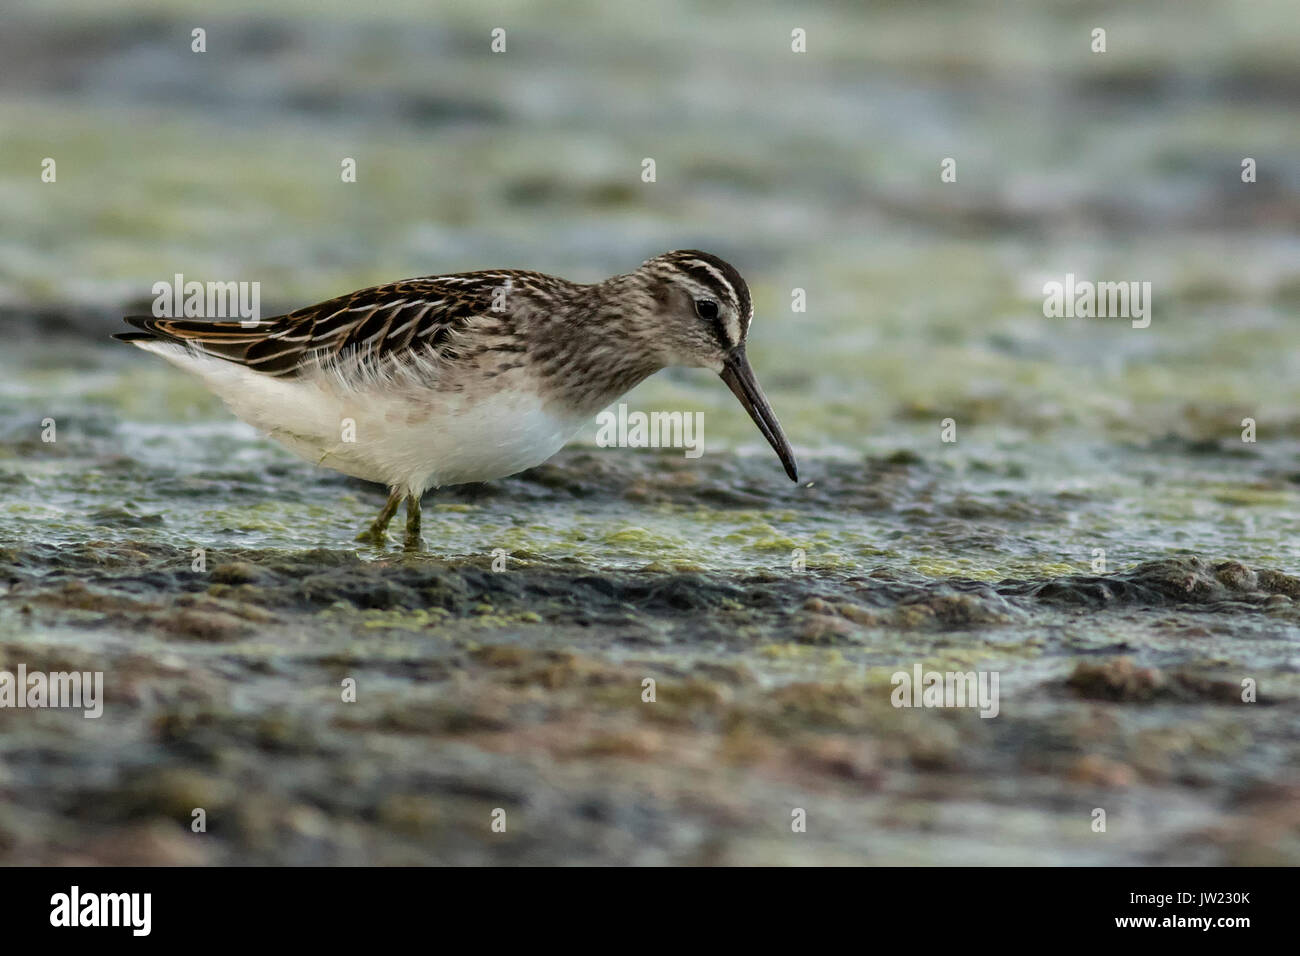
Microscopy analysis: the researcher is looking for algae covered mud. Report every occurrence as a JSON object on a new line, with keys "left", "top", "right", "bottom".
{"left": 3, "top": 0, "right": 1300, "bottom": 864}
{"left": 3, "top": 340, "right": 1299, "bottom": 865}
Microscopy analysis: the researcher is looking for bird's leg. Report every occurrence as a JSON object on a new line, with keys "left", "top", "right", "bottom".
{"left": 403, "top": 493, "right": 424, "bottom": 552}
{"left": 356, "top": 487, "right": 402, "bottom": 546}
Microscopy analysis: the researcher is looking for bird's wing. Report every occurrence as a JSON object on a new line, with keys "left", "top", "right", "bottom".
{"left": 117, "top": 276, "right": 508, "bottom": 378}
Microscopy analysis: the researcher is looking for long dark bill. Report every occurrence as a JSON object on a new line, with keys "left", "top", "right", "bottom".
{"left": 719, "top": 346, "right": 799, "bottom": 482}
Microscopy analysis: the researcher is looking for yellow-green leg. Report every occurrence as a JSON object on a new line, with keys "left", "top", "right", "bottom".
{"left": 403, "top": 493, "right": 424, "bottom": 552}
{"left": 356, "top": 488, "right": 402, "bottom": 546}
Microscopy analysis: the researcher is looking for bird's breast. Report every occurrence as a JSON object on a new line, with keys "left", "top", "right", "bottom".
{"left": 400, "top": 384, "right": 586, "bottom": 488}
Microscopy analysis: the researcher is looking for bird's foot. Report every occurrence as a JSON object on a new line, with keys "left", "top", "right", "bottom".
{"left": 356, "top": 488, "right": 403, "bottom": 549}
{"left": 354, "top": 525, "right": 389, "bottom": 547}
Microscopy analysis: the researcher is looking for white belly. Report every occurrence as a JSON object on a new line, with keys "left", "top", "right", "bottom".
{"left": 136, "top": 342, "right": 585, "bottom": 495}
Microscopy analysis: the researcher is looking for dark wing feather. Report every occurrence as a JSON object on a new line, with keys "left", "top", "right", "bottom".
{"left": 117, "top": 277, "right": 503, "bottom": 378}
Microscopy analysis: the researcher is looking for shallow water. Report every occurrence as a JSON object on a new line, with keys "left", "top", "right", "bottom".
{"left": 4, "top": 333, "right": 1298, "bottom": 865}
{"left": 1, "top": 0, "right": 1298, "bottom": 864}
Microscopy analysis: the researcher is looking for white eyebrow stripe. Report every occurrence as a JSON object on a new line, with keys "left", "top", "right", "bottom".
{"left": 679, "top": 258, "right": 736, "bottom": 306}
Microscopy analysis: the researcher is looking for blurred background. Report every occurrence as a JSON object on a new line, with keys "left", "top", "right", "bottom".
{"left": 7, "top": 0, "right": 1300, "bottom": 443}
{"left": 1, "top": 0, "right": 1299, "bottom": 865}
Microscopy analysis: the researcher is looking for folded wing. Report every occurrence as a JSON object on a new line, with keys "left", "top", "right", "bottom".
{"left": 117, "top": 277, "right": 497, "bottom": 378}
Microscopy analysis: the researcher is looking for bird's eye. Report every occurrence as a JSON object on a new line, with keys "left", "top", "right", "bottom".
{"left": 695, "top": 299, "right": 719, "bottom": 320}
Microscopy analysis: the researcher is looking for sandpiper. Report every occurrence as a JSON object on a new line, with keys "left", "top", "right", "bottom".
{"left": 116, "top": 250, "right": 798, "bottom": 550}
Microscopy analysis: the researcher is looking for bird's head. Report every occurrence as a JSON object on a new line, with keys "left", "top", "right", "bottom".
{"left": 630, "top": 249, "right": 798, "bottom": 482}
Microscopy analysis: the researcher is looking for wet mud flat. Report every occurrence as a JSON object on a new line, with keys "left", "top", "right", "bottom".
{"left": 2, "top": 443, "right": 1298, "bottom": 865}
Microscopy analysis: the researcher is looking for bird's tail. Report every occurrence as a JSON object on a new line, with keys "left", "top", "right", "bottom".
{"left": 113, "top": 315, "right": 268, "bottom": 363}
